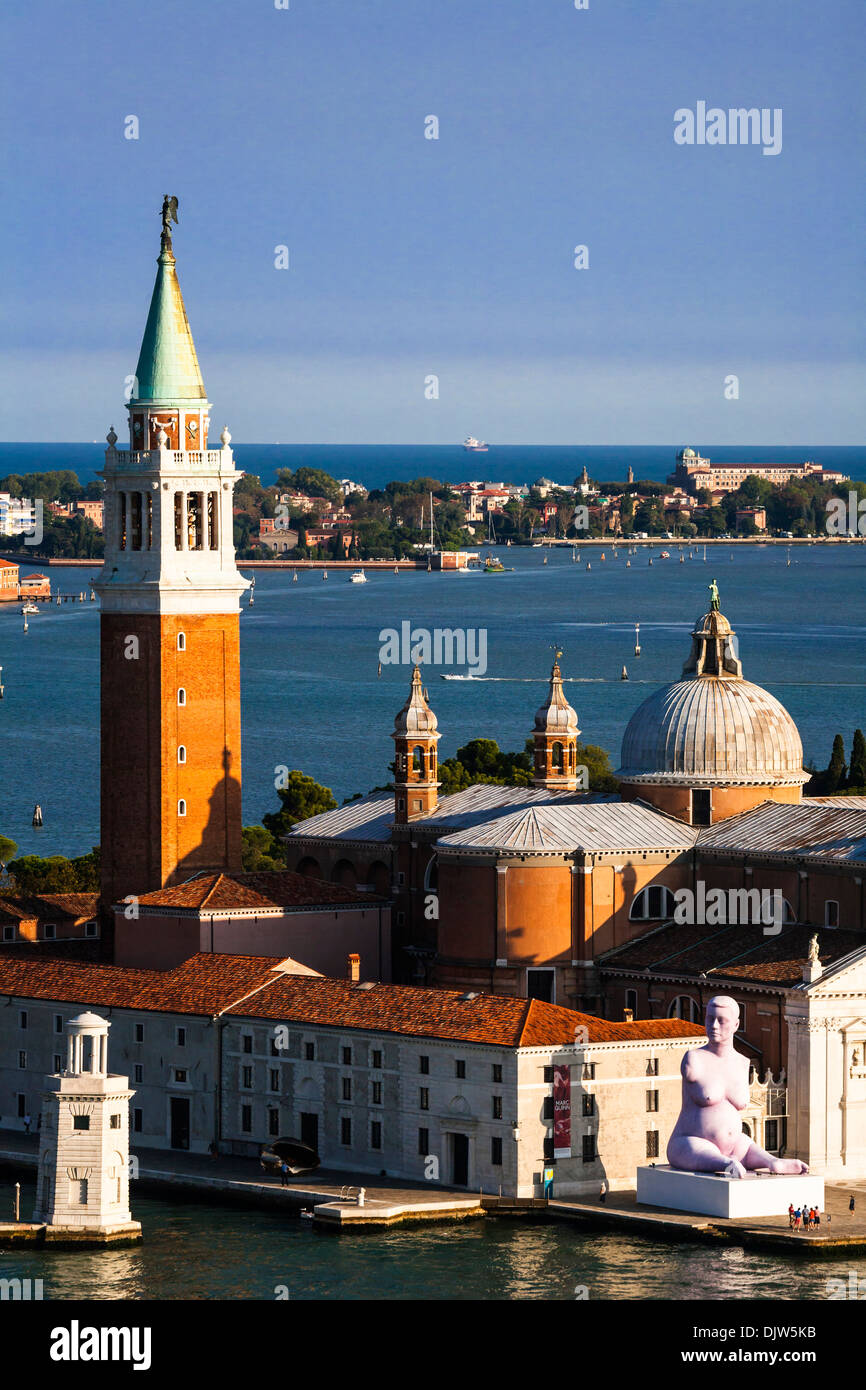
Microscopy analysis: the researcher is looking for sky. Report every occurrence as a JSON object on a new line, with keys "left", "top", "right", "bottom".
{"left": 1, "top": 0, "right": 864, "bottom": 444}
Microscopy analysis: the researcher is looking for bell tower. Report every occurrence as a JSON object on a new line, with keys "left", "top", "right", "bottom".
{"left": 392, "top": 666, "right": 440, "bottom": 821}
{"left": 532, "top": 651, "right": 581, "bottom": 790}
{"left": 96, "top": 198, "right": 246, "bottom": 914}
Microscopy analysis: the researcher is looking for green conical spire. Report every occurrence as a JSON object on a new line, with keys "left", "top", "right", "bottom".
{"left": 132, "top": 240, "right": 206, "bottom": 405}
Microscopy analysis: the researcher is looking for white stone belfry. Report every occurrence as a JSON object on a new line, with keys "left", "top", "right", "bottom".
{"left": 33, "top": 1012, "right": 142, "bottom": 1243}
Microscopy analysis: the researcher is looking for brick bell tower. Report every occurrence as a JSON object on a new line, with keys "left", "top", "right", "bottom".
{"left": 532, "top": 650, "right": 581, "bottom": 790}
{"left": 95, "top": 198, "right": 246, "bottom": 914}
{"left": 392, "top": 666, "right": 440, "bottom": 821}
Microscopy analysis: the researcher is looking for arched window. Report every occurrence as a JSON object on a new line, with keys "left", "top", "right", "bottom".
{"left": 668, "top": 995, "right": 701, "bottom": 1023}
{"left": 177, "top": 688, "right": 186, "bottom": 706}
{"left": 412, "top": 746, "right": 424, "bottom": 773}
{"left": 177, "top": 799, "right": 187, "bottom": 817}
{"left": 629, "top": 885, "right": 677, "bottom": 921}
{"left": 177, "top": 632, "right": 186, "bottom": 652}
{"left": 552, "top": 741, "right": 564, "bottom": 770}
{"left": 424, "top": 854, "right": 439, "bottom": 892}
{"left": 177, "top": 746, "right": 186, "bottom": 765}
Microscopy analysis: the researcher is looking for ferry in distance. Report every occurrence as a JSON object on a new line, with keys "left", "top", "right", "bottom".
{"left": 463, "top": 436, "right": 488, "bottom": 451}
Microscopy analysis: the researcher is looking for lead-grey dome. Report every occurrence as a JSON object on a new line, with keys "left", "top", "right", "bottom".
{"left": 617, "top": 603, "right": 808, "bottom": 787}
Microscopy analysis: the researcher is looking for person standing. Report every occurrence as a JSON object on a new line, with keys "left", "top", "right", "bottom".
{"left": 850, "top": 1195, "right": 856, "bottom": 1214}
{"left": 599, "top": 1180, "right": 607, "bottom": 1204}
{"left": 23, "top": 1113, "right": 31, "bottom": 1136}
{"left": 280, "top": 1161, "right": 289, "bottom": 1188}
{"left": 788, "top": 1203, "right": 794, "bottom": 1229}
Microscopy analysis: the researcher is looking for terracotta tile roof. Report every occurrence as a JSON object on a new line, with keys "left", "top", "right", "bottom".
{"left": 598, "top": 922, "right": 866, "bottom": 987}
{"left": 0, "top": 892, "right": 97, "bottom": 924}
{"left": 133, "top": 871, "right": 378, "bottom": 912}
{"left": 0, "top": 952, "right": 701, "bottom": 1047}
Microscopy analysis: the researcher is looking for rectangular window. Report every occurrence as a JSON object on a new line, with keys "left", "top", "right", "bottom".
{"left": 370, "top": 1121, "right": 382, "bottom": 1150}
{"left": 269, "top": 1069, "right": 279, "bottom": 1092}
{"left": 342, "top": 1077, "right": 352, "bottom": 1101}
{"left": 418, "top": 1128, "right": 429, "bottom": 1156}
{"left": 207, "top": 491, "right": 218, "bottom": 550}
{"left": 543, "top": 1066, "right": 554, "bottom": 1084}
{"left": 582, "top": 1134, "right": 596, "bottom": 1163}
{"left": 825, "top": 900, "right": 840, "bottom": 928}
{"left": 18, "top": 1051, "right": 26, "bottom": 1070}
{"left": 491, "top": 1137, "right": 503, "bottom": 1166}
{"left": 18, "top": 1010, "right": 27, "bottom": 1029}
{"left": 73, "top": 1115, "right": 90, "bottom": 1131}
{"left": 133, "top": 1109, "right": 143, "bottom": 1134}
{"left": 188, "top": 491, "right": 204, "bottom": 549}
{"left": 53, "top": 1055, "right": 62, "bottom": 1073}
{"left": 269, "top": 1037, "right": 280, "bottom": 1057}
{"left": 340, "top": 1118, "right": 352, "bottom": 1146}
{"left": 492, "top": 1095, "right": 503, "bottom": 1120}
{"left": 119, "top": 491, "right": 128, "bottom": 549}
{"left": 646, "top": 1090, "right": 659, "bottom": 1112}
{"left": 134, "top": 1064, "right": 143, "bottom": 1083}
{"left": 268, "top": 1108, "right": 279, "bottom": 1137}
{"left": 542, "top": 1096, "right": 554, "bottom": 1121}
{"left": 582, "top": 1063, "right": 596, "bottom": 1081}
{"left": 43, "top": 922, "right": 56, "bottom": 940}
{"left": 764, "top": 1119, "right": 779, "bottom": 1152}
{"left": 526, "top": 968, "right": 554, "bottom": 1003}
{"left": 646, "top": 1058, "right": 659, "bottom": 1076}
{"left": 84, "top": 921, "right": 98, "bottom": 938}
{"left": 626, "top": 988, "right": 638, "bottom": 1015}
{"left": 54, "top": 1015, "right": 64, "bottom": 1034}
{"left": 242, "top": 1035, "right": 253, "bottom": 1054}
{"left": 242, "top": 1066, "right": 253, "bottom": 1089}
{"left": 455, "top": 1060, "right": 466, "bottom": 1079}
{"left": 241, "top": 1105, "right": 252, "bottom": 1134}
{"left": 134, "top": 1024, "right": 144, "bottom": 1044}
{"left": 582, "top": 1094, "right": 595, "bottom": 1117}
{"left": 146, "top": 492, "right": 153, "bottom": 549}
{"left": 419, "top": 1055, "right": 429, "bottom": 1075}
{"left": 110, "top": 1114, "right": 121, "bottom": 1130}
{"left": 492, "top": 1063, "right": 502, "bottom": 1083}
{"left": 2, "top": 926, "right": 15, "bottom": 942}
{"left": 174, "top": 1069, "right": 187, "bottom": 1084}
{"left": 174, "top": 492, "right": 183, "bottom": 549}
{"left": 371, "top": 1050, "right": 382, "bottom": 1069}
{"left": 691, "top": 788, "right": 712, "bottom": 827}
{"left": 130, "top": 491, "right": 143, "bottom": 549}
{"left": 371, "top": 1081, "right": 382, "bottom": 1106}
{"left": 176, "top": 1027, "right": 186, "bottom": 1047}
{"left": 73, "top": 1178, "right": 88, "bottom": 1206}
{"left": 304, "top": 1042, "right": 315, "bottom": 1061}
{"left": 646, "top": 1130, "right": 659, "bottom": 1159}
{"left": 342, "top": 1046, "right": 352, "bottom": 1065}
{"left": 419, "top": 1088, "right": 429, "bottom": 1111}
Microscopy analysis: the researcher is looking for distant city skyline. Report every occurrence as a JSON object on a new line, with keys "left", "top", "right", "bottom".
{"left": 1, "top": 0, "right": 864, "bottom": 443}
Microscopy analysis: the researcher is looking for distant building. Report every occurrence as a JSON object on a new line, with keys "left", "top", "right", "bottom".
{"left": 670, "top": 448, "right": 847, "bottom": 496}
{"left": 0, "top": 494, "right": 37, "bottom": 537}
{"left": 340, "top": 479, "right": 367, "bottom": 498}
{"left": 735, "top": 507, "right": 767, "bottom": 532}
{"left": 0, "top": 557, "right": 19, "bottom": 601}
{"left": 19, "top": 572, "right": 51, "bottom": 599}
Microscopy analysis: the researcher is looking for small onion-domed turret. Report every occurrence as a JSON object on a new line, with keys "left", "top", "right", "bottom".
{"left": 392, "top": 666, "right": 440, "bottom": 820}
{"left": 532, "top": 654, "right": 581, "bottom": 790}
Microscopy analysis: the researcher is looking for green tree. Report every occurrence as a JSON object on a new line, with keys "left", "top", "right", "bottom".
{"left": 241, "top": 825, "right": 285, "bottom": 871}
{"left": 849, "top": 729, "right": 866, "bottom": 790}
{"left": 262, "top": 770, "right": 338, "bottom": 840}
{"left": 0, "top": 834, "right": 17, "bottom": 866}
{"left": 278, "top": 467, "right": 342, "bottom": 504}
{"left": 823, "top": 734, "right": 848, "bottom": 794}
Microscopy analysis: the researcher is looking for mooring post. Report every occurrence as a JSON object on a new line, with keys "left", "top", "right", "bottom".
{"left": 14, "top": 1182, "right": 20, "bottom": 1223}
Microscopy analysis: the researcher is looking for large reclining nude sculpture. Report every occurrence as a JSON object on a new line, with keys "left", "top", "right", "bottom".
{"left": 667, "top": 996, "right": 808, "bottom": 1177}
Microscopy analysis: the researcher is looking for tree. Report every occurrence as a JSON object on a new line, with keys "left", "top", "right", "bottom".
{"left": 437, "top": 736, "right": 618, "bottom": 795}
{"left": 817, "top": 734, "right": 848, "bottom": 795}
{"left": 279, "top": 467, "right": 342, "bottom": 504}
{"left": 241, "top": 825, "right": 285, "bottom": 871}
{"left": 849, "top": 729, "right": 866, "bottom": 790}
{"left": 0, "top": 834, "right": 17, "bottom": 867}
{"left": 262, "top": 770, "right": 338, "bottom": 841}
{"left": 5, "top": 847, "right": 99, "bottom": 893}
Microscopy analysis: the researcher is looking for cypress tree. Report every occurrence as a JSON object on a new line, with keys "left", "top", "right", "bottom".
{"left": 826, "top": 734, "right": 847, "bottom": 793}
{"left": 849, "top": 729, "right": 866, "bottom": 790}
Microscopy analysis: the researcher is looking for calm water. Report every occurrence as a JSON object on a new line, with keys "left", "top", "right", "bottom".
{"left": 2, "top": 544, "right": 866, "bottom": 859}
{"left": 0, "top": 1179, "right": 851, "bottom": 1301}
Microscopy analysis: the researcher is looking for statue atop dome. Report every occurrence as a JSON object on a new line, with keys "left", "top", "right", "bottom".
{"left": 708, "top": 578, "right": 720, "bottom": 611}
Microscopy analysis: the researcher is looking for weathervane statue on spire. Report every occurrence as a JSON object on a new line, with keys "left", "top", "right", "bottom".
{"left": 160, "top": 195, "right": 179, "bottom": 251}
{"left": 708, "top": 578, "right": 720, "bottom": 611}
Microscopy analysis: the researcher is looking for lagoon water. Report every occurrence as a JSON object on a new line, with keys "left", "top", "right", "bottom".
{"left": 1, "top": 543, "right": 865, "bottom": 860}
{"left": 0, "top": 1179, "right": 847, "bottom": 1301}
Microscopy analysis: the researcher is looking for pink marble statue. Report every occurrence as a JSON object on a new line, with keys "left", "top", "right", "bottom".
{"left": 667, "top": 996, "right": 808, "bottom": 1177}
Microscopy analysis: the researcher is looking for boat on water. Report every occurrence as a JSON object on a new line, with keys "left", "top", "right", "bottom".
{"left": 292, "top": 572, "right": 298, "bottom": 582}
{"left": 349, "top": 570, "right": 367, "bottom": 584}
{"left": 21, "top": 603, "right": 38, "bottom": 615}
{"left": 440, "top": 673, "right": 479, "bottom": 680}
{"left": 484, "top": 555, "right": 506, "bottom": 572}
{"left": 463, "top": 436, "right": 488, "bottom": 451}
{"left": 660, "top": 550, "right": 671, "bottom": 559}
{"left": 621, "top": 665, "right": 629, "bottom": 681}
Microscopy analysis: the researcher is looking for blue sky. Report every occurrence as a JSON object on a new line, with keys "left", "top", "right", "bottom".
{"left": 1, "top": 0, "right": 864, "bottom": 443}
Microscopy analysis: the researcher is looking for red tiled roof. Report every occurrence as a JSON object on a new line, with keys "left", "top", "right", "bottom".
{"left": 0, "top": 892, "right": 98, "bottom": 924}
{"left": 0, "top": 952, "right": 702, "bottom": 1046}
{"left": 133, "top": 871, "right": 378, "bottom": 912}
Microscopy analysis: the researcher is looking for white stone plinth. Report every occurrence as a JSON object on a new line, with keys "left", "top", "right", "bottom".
{"left": 636, "top": 1165, "right": 825, "bottom": 1218}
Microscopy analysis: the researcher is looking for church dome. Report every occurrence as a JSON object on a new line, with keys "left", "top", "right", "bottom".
{"left": 618, "top": 598, "right": 808, "bottom": 787}
{"left": 393, "top": 665, "right": 438, "bottom": 735}
{"left": 534, "top": 657, "right": 580, "bottom": 734}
